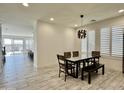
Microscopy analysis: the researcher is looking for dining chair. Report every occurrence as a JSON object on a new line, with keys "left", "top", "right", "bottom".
{"left": 92, "top": 51, "right": 100, "bottom": 63}
{"left": 73, "top": 51, "right": 82, "bottom": 73}
{"left": 64, "top": 51, "right": 75, "bottom": 68}
{"left": 92, "top": 51, "right": 100, "bottom": 57}
{"left": 64, "top": 52, "right": 71, "bottom": 58}
{"left": 72, "top": 51, "right": 79, "bottom": 57}
{"left": 57, "top": 54, "right": 75, "bottom": 81}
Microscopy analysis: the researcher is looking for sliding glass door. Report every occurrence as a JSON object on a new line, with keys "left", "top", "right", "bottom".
{"left": 3, "top": 38, "right": 12, "bottom": 55}
{"left": 12, "top": 39, "right": 24, "bottom": 54}
{"left": 3, "top": 37, "right": 33, "bottom": 55}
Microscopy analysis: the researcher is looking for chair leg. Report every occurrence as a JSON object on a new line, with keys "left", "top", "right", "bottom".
{"left": 64, "top": 68, "right": 68, "bottom": 82}
{"left": 59, "top": 71, "right": 60, "bottom": 77}
{"left": 65, "top": 75, "right": 66, "bottom": 82}
{"left": 59, "top": 68, "right": 61, "bottom": 77}
{"left": 65, "top": 72, "right": 67, "bottom": 82}
{"left": 88, "top": 72, "right": 91, "bottom": 84}
{"left": 102, "top": 65, "right": 104, "bottom": 75}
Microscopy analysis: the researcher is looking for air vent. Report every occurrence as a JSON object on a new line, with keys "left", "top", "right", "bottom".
{"left": 90, "top": 19, "right": 96, "bottom": 22}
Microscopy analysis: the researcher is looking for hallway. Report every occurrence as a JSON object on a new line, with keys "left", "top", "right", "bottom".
{"left": 0, "top": 54, "right": 34, "bottom": 89}
{"left": 3, "top": 54, "right": 33, "bottom": 73}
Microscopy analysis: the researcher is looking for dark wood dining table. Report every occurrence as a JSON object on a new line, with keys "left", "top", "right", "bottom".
{"left": 66, "top": 55, "right": 100, "bottom": 78}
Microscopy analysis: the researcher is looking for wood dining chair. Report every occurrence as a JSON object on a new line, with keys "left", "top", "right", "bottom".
{"left": 72, "top": 51, "right": 79, "bottom": 57}
{"left": 92, "top": 51, "right": 100, "bottom": 57}
{"left": 57, "top": 54, "right": 75, "bottom": 81}
{"left": 64, "top": 52, "right": 71, "bottom": 58}
{"left": 92, "top": 51, "right": 101, "bottom": 63}
{"left": 64, "top": 51, "right": 75, "bottom": 69}
{"left": 72, "top": 51, "right": 82, "bottom": 75}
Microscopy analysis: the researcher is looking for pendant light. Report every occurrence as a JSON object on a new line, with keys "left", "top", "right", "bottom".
{"left": 78, "top": 15, "right": 87, "bottom": 39}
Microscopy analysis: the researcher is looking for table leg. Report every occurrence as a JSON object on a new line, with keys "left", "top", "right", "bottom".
{"left": 88, "top": 72, "right": 91, "bottom": 84}
{"left": 81, "top": 69, "right": 84, "bottom": 80}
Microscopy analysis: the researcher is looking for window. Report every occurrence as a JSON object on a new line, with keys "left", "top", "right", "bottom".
{"left": 25, "top": 39, "right": 33, "bottom": 50}
{"left": 81, "top": 31, "right": 95, "bottom": 56}
{"left": 100, "top": 28, "right": 110, "bottom": 55}
{"left": 81, "top": 37, "right": 87, "bottom": 53}
{"left": 100, "top": 26, "right": 124, "bottom": 57}
{"left": 4, "top": 39, "right": 12, "bottom": 45}
{"left": 13, "top": 40, "right": 24, "bottom": 52}
{"left": 88, "top": 31, "right": 95, "bottom": 53}
{"left": 112, "top": 26, "right": 124, "bottom": 57}
{"left": 3, "top": 38, "right": 12, "bottom": 54}
{"left": 14, "top": 40, "right": 23, "bottom": 45}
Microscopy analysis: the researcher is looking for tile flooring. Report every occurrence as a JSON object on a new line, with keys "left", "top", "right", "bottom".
{"left": 0, "top": 54, "right": 124, "bottom": 90}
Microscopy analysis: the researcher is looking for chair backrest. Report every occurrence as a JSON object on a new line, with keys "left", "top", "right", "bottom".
{"left": 83, "top": 57, "right": 97, "bottom": 67}
{"left": 73, "top": 51, "right": 79, "bottom": 57}
{"left": 57, "top": 54, "right": 66, "bottom": 64}
{"left": 64, "top": 52, "right": 71, "bottom": 58}
{"left": 92, "top": 51, "right": 100, "bottom": 57}
{"left": 93, "top": 56, "right": 100, "bottom": 64}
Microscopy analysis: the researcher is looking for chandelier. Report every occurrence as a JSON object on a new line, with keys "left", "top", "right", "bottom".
{"left": 78, "top": 15, "right": 87, "bottom": 39}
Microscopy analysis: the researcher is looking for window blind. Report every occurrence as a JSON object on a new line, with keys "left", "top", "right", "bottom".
{"left": 112, "top": 26, "right": 124, "bottom": 57}
{"left": 100, "top": 28, "right": 110, "bottom": 55}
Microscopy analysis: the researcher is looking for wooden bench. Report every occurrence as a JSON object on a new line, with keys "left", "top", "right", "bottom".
{"left": 81, "top": 57, "right": 104, "bottom": 84}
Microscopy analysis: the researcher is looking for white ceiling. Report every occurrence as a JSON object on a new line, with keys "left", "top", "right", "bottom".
{"left": 0, "top": 3, "right": 124, "bottom": 28}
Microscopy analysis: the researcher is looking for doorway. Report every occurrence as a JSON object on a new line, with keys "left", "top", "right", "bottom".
{"left": 2, "top": 36, "right": 34, "bottom": 73}
{"left": 3, "top": 37, "right": 33, "bottom": 55}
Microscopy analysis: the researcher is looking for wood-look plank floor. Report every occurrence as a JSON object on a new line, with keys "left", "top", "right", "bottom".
{"left": 0, "top": 54, "right": 124, "bottom": 90}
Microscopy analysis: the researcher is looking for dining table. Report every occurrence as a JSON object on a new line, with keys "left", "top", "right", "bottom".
{"left": 65, "top": 54, "right": 100, "bottom": 78}
{"left": 65, "top": 54, "right": 90, "bottom": 78}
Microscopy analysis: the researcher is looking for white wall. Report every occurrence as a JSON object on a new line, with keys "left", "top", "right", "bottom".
{"left": 76, "top": 15, "right": 124, "bottom": 72}
{"left": 35, "top": 20, "right": 78, "bottom": 68}
{"left": 2, "top": 23, "right": 33, "bottom": 37}
{"left": 35, "top": 15, "right": 124, "bottom": 71}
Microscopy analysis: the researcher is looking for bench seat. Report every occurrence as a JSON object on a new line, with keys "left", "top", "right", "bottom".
{"left": 81, "top": 63, "right": 104, "bottom": 84}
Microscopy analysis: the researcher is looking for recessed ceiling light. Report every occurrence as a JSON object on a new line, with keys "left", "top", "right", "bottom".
{"left": 74, "top": 24, "right": 78, "bottom": 27}
{"left": 50, "top": 18, "right": 54, "bottom": 21}
{"left": 118, "top": 9, "right": 124, "bottom": 13}
{"left": 22, "top": 3, "right": 29, "bottom": 7}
